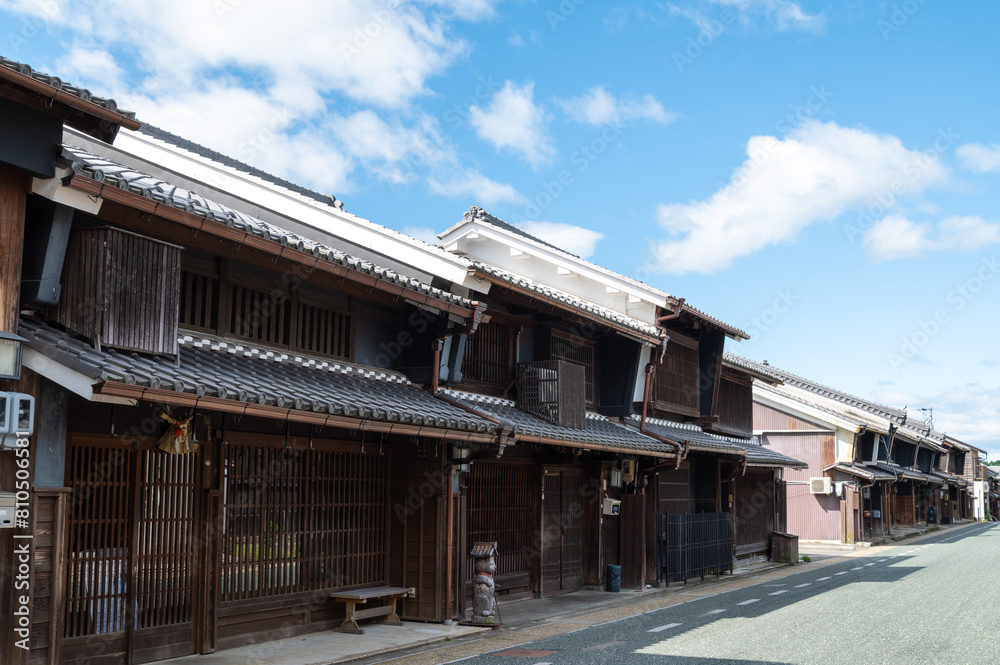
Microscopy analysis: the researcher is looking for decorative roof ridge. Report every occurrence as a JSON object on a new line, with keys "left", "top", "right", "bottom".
{"left": 61, "top": 145, "right": 473, "bottom": 310}
{"left": 735, "top": 356, "right": 911, "bottom": 423}
{"left": 471, "top": 260, "right": 661, "bottom": 340}
{"left": 0, "top": 54, "right": 136, "bottom": 119}
{"left": 136, "top": 122, "right": 345, "bottom": 211}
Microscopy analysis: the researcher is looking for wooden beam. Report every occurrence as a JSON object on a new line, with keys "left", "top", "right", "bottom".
{"left": 0, "top": 166, "right": 27, "bottom": 331}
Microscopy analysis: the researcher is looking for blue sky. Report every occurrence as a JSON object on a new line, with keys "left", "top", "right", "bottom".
{"left": 3, "top": 0, "right": 998, "bottom": 457}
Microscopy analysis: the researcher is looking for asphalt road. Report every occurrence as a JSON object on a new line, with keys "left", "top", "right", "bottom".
{"left": 451, "top": 523, "right": 999, "bottom": 665}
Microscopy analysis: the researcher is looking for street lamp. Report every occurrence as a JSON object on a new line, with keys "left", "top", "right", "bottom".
{"left": 0, "top": 331, "right": 26, "bottom": 380}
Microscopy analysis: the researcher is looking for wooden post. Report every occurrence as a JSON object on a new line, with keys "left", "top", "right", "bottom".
{"left": 0, "top": 166, "right": 28, "bottom": 332}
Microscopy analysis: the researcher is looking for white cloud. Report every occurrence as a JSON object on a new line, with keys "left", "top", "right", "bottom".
{"left": 651, "top": 121, "right": 948, "bottom": 274}
{"left": 956, "top": 142, "right": 1000, "bottom": 173}
{"left": 519, "top": 221, "right": 604, "bottom": 258}
{"left": 557, "top": 87, "right": 676, "bottom": 127}
{"left": 864, "top": 215, "right": 1000, "bottom": 262}
{"left": 427, "top": 169, "right": 526, "bottom": 206}
{"left": 704, "top": 0, "right": 825, "bottom": 31}
{"left": 401, "top": 226, "right": 442, "bottom": 245}
{"left": 862, "top": 215, "right": 933, "bottom": 262}
{"left": 469, "top": 81, "right": 556, "bottom": 168}
{"left": 507, "top": 29, "right": 541, "bottom": 48}
{"left": 0, "top": 1, "right": 514, "bottom": 201}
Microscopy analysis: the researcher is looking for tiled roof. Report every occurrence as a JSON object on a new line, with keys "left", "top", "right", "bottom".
{"left": 724, "top": 353, "right": 784, "bottom": 383}
{"left": 20, "top": 318, "right": 497, "bottom": 433}
{"left": 629, "top": 415, "right": 746, "bottom": 455}
{"left": 755, "top": 383, "right": 871, "bottom": 430}
{"left": 734, "top": 440, "right": 807, "bottom": 469}
{"left": 470, "top": 261, "right": 662, "bottom": 341}
{"left": 61, "top": 145, "right": 472, "bottom": 309}
{"left": 137, "top": 123, "right": 346, "bottom": 211}
{"left": 439, "top": 390, "right": 675, "bottom": 456}
{"left": 457, "top": 205, "right": 574, "bottom": 255}
{"left": 733, "top": 357, "right": 911, "bottom": 425}
{"left": 0, "top": 55, "right": 136, "bottom": 119}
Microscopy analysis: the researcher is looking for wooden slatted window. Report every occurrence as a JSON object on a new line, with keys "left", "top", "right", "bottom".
{"left": 550, "top": 330, "right": 596, "bottom": 404}
{"left": 462, "top": 318, "right": 513, "bottom": 388}
{"left": 226, "top": 282, "right": 290, "bottom": 346}
{"left": 178, "top": 270, "right": 219, "bottom": 332}
{"left": 652, "top": 332, "right": 700, "bottom": 417}
{"left": 467, "top": 463, "right": 535, "bottom": 578}
{"left": 294, "top": 301, "right": 351, "bottom": 359}
{"left": 220, "top": 445, "right": 388, "bottom": 602}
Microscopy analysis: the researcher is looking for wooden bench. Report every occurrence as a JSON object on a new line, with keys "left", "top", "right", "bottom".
{"left": 330, "top": 586, "right": 414, "bottom": 634}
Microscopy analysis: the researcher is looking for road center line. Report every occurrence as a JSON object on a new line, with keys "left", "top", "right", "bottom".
{"left": 769, "top": 590, "right": 788, "bottom": 595}
{"left": 835, "top": 571, "right": 849, "bottom": 575}
{"left": 737, "top": 599, "right": 760, "bottom": 605}
{"left": 648, "top": 623, "right": 682, "bottom": 633}
{"left": 794, "top": 583, "right": 812, "bottom": 588}
{"left": 699, "top": 609, "right": 726, "bottom": 617}
{"left": 816, "top": 576, "right": 831, "bottom": 581}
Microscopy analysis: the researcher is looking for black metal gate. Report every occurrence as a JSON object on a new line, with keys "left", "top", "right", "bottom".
{"left": 655, "top": 512, "right": 733, "bottom": 585}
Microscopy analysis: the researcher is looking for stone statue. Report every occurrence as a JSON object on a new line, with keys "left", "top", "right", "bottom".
{"left": 470, "top": 542, "right": 499, "bottom": 625}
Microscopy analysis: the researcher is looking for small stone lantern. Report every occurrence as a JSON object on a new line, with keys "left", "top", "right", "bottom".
{"left": 469, "top": 541, "right": 500, "bottom": 626}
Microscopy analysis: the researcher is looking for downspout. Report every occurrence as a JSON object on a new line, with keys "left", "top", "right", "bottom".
{"left": 444, "top": 443, "right": 455, "bottom": 625}
{"left": 434, "top": 302, "right": 487, "bottom": 626}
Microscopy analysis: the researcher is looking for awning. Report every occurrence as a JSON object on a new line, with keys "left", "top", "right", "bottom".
{"left": 628, "top": 415, "right": 747, "bottom": 457}
{"left": 20, "top": 317, "right": 499, "bottom": 443}
{"left": 824, "top": 463, "right": 897, "bottom": 482}
{"left": 439, "top": 390, "right": 677, "bottom": 458}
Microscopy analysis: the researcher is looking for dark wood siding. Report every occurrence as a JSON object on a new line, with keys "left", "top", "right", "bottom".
{"left": 51, "top": 227, "right": 181, "bottom": 356}
{"left": 651, "top": 333, "right": 700, "bottom": 417}
{"left": 716, "top": 371, "right": 752, "bottom": 436}
{"left": 733, "top": 470, "right": 774, "bottom": 557}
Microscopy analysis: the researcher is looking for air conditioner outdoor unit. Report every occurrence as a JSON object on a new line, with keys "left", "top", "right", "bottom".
{"left": 809, "top": 477, "right": 832, "bottom": 495}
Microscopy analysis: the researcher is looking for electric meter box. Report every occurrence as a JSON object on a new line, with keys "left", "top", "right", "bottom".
{"left": 602, "top": 498, "right": 621, "bottom": 516}
{"left": 0, "top": 492, "right": 16, "bottom": 528}
{"left": 0, "top": 393, "right": 34, "bottom": 450}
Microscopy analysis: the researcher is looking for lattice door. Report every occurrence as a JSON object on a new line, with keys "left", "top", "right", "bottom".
{"left": 541, "top": 468, "right": 584, "bottom": 595}
{"left": 63, "top": 437, "right": 202, "bottom": 665}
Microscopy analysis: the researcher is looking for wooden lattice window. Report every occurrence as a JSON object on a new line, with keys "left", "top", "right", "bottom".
{"left": 179, "top": 270, "right": 219, "bottom": 331}
{"left": 652, "top": 332, "right": 700, "bottom": 417}
{"left": 220, "top": 445, "right": 388, "bottom": 602}
{"left": 294, "top": 300, "right": 351, "bottom": 359}
{"left": 226, "top": 281, "right": 290, "bottom": 346}
{"left": 462, "top": 317, "right": 513, "bottom": 388}
{"left": 550, "top": 330, "right": 595, "bottom": 404}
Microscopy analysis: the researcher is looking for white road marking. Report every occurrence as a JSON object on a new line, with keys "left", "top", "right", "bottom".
{"left": 865, "top": 563, "right": 875, "bottom": 567}
{"left": 835, "top": 571, "right": 849, "bottom": 576}
{"left": 817, "top": 576, "right": 832, "bottom": 581}
{"left": 737, "top": 599, "right": 760, "bottom": 606}
{"left": 699, "top": 609, "right": 726, "bottom": 617}
{"left": 851, "top": 567, "right": 863, "bottom": 570}
{"left": 648, "top": 623, "right": 682, "bottom": 633}
{"left": 769, "top": 590, "right": 788, "bottom": 595}
{"left": 878, "top": 559, "right": 887, "bottom": 562}
{"left": 794, "top": 583, "right": 812, "bottom": 588}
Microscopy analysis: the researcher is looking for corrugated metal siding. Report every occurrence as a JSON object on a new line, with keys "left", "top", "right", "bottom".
{"left": 765, "top": 433, "right": 841, "bottom": 541}
{"left": 761, "top": 433, "right": 834, "bottom": 483}
{"left": 786, "top": 481, "right": 841, "bottom": 541}
{"left": 753, "top": 402, "right": 827, "bottom": 432}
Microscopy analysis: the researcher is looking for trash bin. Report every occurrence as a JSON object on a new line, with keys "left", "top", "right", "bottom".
{"left": 927, "top": 505, "right": 937, "bottom": 524}
{"left": 606, "top": 564, "right": 621, "bottom": 593}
